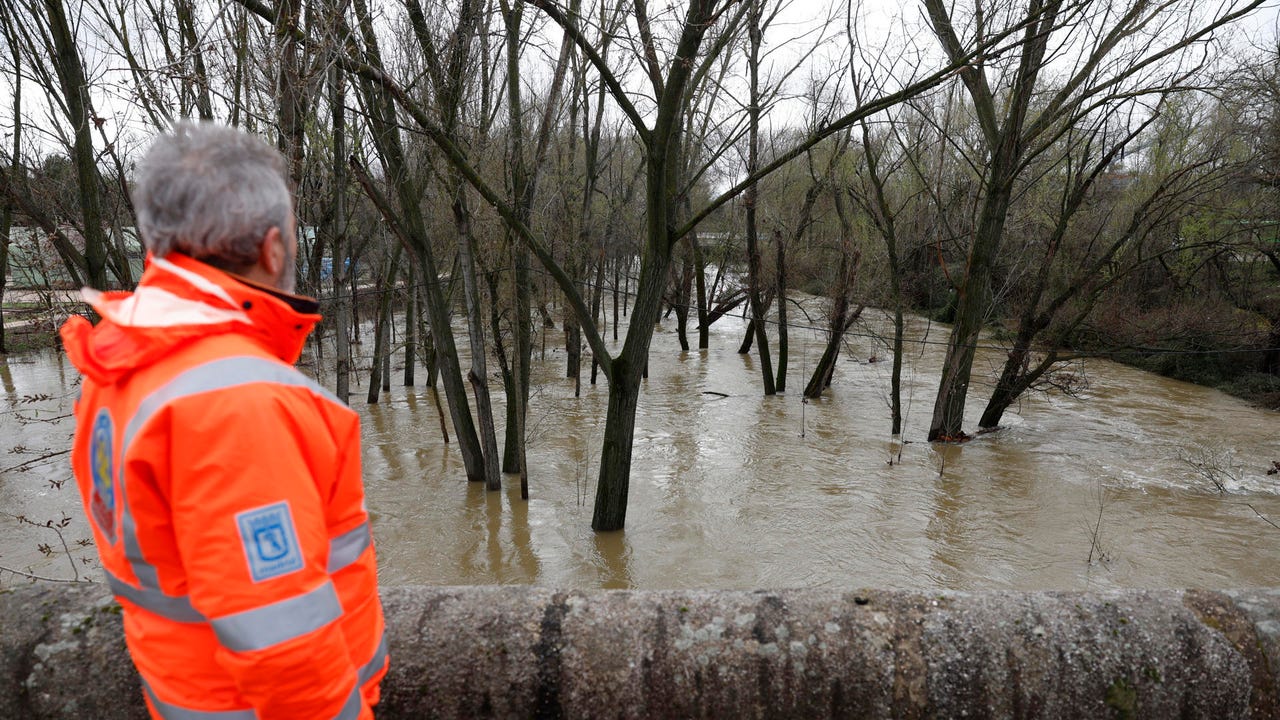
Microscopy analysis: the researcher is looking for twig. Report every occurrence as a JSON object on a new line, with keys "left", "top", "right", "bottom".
{"left": 1245, "top": 503, "right": 1280, "bottom": 532}
{"left": 0, "top": 565, "right": 92, "bottom": 584}
{"left": 53, "top": 520, "right": 78, "bottom": 581}
{"left": 0, "top": 449, "right": 71, "bottom": 474}
{"left": 1085, "top": 483, "right": 1112, "bottom": 567}
{"left": 1087, "top": 497, "right": 1105, "bottom": 565}
{"left": 12, "top": 513, "right": 83, "bottom": 581}
{"left": 14, "top": 412, "right": 74, "bottom": 424}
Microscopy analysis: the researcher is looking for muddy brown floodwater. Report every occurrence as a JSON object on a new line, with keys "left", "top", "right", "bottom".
{"left": 1, "top": 301, "right": 1277, "bottom": 591}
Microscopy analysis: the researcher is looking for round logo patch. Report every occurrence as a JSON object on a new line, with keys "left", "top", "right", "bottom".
{"left": 89, "top": 408, "right": 116, "bottom": 540}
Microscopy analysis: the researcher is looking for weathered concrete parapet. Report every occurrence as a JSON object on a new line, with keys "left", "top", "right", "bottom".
{"left": 1, "top": 584, "right": 1278, "bottom": 718}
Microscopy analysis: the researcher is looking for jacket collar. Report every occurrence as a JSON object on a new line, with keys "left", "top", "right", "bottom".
{"left": 66, "top": 252, "right": 321, "bottom": 380}
{"left": 141, "top": 252, "right": 321, "bottom": 364}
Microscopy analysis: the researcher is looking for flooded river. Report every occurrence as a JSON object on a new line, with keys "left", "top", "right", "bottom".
{"left": 2, "top": 303, "right": 1278, "bottom": 591}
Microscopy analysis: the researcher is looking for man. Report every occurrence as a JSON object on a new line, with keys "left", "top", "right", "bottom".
{"left": 62, "top": 122, "right": 387, "bottom": 719}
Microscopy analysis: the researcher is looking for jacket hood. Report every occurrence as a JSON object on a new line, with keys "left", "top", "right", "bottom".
{"left": 61, "top": 253, "right": 321, "bottom": 384}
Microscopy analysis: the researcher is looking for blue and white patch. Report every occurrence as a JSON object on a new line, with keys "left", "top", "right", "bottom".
{"left": 88, "top": 408, "right": 116, "bottom": 541}
{"left": 236, "top": 502, "right": 304, "bottom": 583}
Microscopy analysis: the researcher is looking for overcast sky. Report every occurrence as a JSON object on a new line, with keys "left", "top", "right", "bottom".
{"left": 3, "top": 0, "right": 1279, "bottom": 164}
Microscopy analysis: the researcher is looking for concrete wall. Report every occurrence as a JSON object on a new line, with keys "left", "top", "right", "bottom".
{"left": 1, "top": 584, "right": 1277, "bottom": 719}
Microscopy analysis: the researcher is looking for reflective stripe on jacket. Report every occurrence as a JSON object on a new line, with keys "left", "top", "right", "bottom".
{"left": 63, "top": 253, "right": 387, "bottom": 719}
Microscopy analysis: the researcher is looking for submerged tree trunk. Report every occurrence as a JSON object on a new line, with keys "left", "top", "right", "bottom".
{"left": 329, "top": 60, "right": 352, "bottom": 402}
{"left": 590, "top": 249, "right": 607, "bottom": 382}
{"left": 333, "top": 262, "right": 352, "bottom": 401}
{"left": 739, "top": 289, "right": 774, "bottom": 355}
{"left": 889, "top": 306, "right": 905, "bottom": 434}
{"left": 922, "top": 0, "right": 1060, "bottom": 441}
{"left": 367, "top": 247, "right": 400, "bottom": 404}
{"left": 612, "top": 260, "right": 620, "bottom": 342}
{"left": 928, "top": 180, "right": 1013, "bottom": 440}
{"left": 803, "top": 286, "right": 862, "bottom": 398}
{"left": 774, "top": 234, "right": 788, "bottom": 392}
{"left": 351, "top": 0, "right": 486, "bottom": 480}
{"left": 742, "top": 0, "right": 775, "bottom": 395}
{"left": 454, "top": 188, "right": 502, "bottom": 490}
{"left": 511, "top": 255, "right": 530, "bottom": 498}
{"left": 674, "top": 250, "right": 692, "bottom": 352}
{"left": 979, "top": 343, "right": 1051, "bottom": 430}
{"left": 0, "top": 192, "right": 8, "bottom": 354}
{"left": 418, "top": 282, "right": 450, "bottom": 444}
{"left": 566, "top": 315, "right": 582, "bottom": 383}
{"left": 382, "top": 325, "right": 391, "bottom": 393}
{"left": 403, "top": 279, "right": 416, "bottom": 386}
{"left": 591, "top": 248, "right": 669, "bottom": 530}
{"left": 0, "top": 49, "right": 16, "bottom": 354}
{"left": 691, "top": 236, "right": 709, "bottom": 349}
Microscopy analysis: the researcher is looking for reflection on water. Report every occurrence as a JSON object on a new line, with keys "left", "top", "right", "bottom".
{"left": 2, "top": 304, "right": 1278, "bottom": 591}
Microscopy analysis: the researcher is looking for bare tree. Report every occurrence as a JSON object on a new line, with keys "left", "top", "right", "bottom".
{"left": 921, "top": 0, "right": 1264, "bottom": 441}
{"left": 227, "top": 0, "right": 1046, "bottom": 530}
{"left": 0, "top": 38, "right": 18, "bottom": 354}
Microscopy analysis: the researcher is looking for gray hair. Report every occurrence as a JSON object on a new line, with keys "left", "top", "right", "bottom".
{"left": 133, "top": 121, "right": 292, "bottom": 273}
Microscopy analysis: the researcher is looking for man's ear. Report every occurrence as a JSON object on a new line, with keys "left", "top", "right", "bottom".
{"left": 259, "top": 226, "right": 286, "bottom": 278}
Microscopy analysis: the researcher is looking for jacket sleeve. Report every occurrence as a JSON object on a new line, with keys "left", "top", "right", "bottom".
{"left": 168, "top": 385, "right": 370, "bottom": 720}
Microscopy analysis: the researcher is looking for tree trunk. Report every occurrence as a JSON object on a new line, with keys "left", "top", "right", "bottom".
{"left": 350, "top": 262, "right": 361, "bottom": 344}
{"left": 382, "top": 322, "right": 391, "bottom": 393}
{"left": 419, "top": 282, "right": 450, "bottom": 444}
{"left": 590, "top": 249, "right": 607, "bottom": 383}
{"left": 979, "top": 343, "right": 1033, "bottom": 430}
{"left": 367, "top": 246, "right": 400, "bottom": 404}
{"left": 351, "top": 0, "right": 486, "bottom": 481}
{"left": 922, "top": 0, "right": 1061, "bottom": 441}
{"left": 803, "top": 301, "right": 864, "bottom": 399}
{"left": 274, "top": 0, "right": 306, "bottom": 200}
{"left": 739, "top": 288, "right": 774, "bottom": 355}
{"left": 0, "top": 51, "right": 16, "bottom": 354}
{"left": 845, "top": 115, "right": 903, "bottom": 430}
{"left": 454, "top": 189, "right": 502, "bottom": 490}
{"left": 739, "top": 318, "right": 756, "bottom": 354}
{"left": 674, "top": 251, "right": 692, "bottom": 352}
{"left": 509, "top": 235, "right": 533, "bottom": 475}
{"left": 612, "top": 260, "right": 620, "bottom": 341}
{"left": 404, "top": 280, "right": 416, "bottom": 386}
{"left": 591, "top": 247, "right": 669, "bottom": 531}
{"left": 890, "top": 306, "right": 904, "bottom": 435}
{"left": 511, "top": 250, "right": 530, "bottom": 497}
{"left": 496, "top": 0, "right": 570, "bottom": 481}
{"left": 329, "top": 60, "right": 352, "bottom": 402}
{"left": 592, "top": 363, "right": 639, "bottom": 530}
{"left": 743, "top": 0, "right": 774, "bottom": 395}
{"left": 333, "top": 263, "right": 351, "bottom": 402}
{"left": 175, "top": 0, "right": 214, "bottom": 120}
{"left": 566, "top": 316, "right": 582, "bottom": 382}
{"left": 927, "top": 186, "right": 1011, "bottom": 440}
{"left": 774, "top": 231, "right": 787, "bottom": 392}
{"left": 804, "top": 337, "right": 841, "bottom": 398}
{"left": 691, "top": 236, "right": 709, "bottom": 350}
{"left": 44, "top": 0, "right": 108, "bottom": 289}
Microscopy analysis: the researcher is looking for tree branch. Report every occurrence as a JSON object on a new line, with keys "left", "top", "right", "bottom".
{"left": 523, "top": 0, "right": 651, "bottom": 144}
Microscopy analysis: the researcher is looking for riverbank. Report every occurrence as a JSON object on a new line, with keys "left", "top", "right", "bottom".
{"left": 0, "top": 289, "right": 82, "bottom": 354}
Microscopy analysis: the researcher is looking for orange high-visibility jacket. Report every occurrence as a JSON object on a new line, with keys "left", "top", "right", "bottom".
{"left": 62, "top": 253, "right": 387, "bottom": 720}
